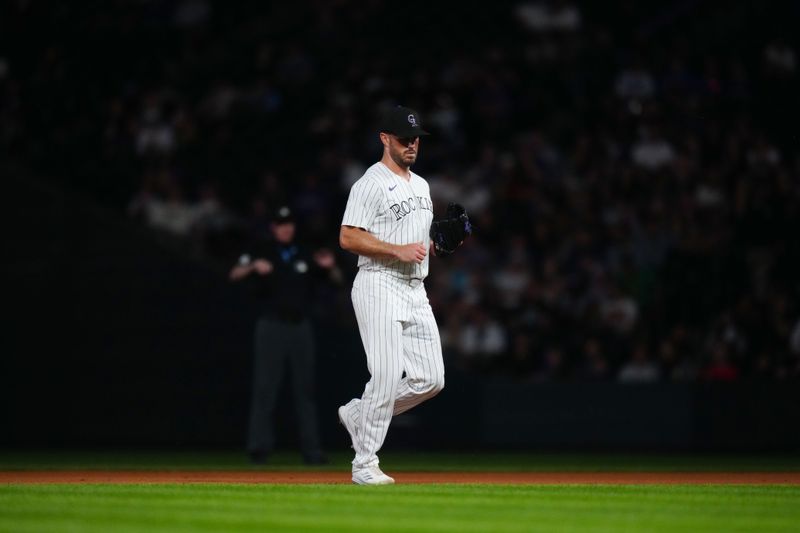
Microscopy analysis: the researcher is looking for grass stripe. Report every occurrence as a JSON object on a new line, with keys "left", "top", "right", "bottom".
{"left": 1, "top": 484, "right": 799, "bottom": 533}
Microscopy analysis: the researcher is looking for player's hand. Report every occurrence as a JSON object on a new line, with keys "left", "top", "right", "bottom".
{"left": 395, "top": 242, "right": 427, "bottom": 264}
{"left": 313, "top": 249, "right": 336, "bottom": 269}
{"left": 253, "top": 259, "right": 274, "bottom": 275}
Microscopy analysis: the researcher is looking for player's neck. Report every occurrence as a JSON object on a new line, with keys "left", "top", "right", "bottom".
{"left": 380, "top": 155, "right": 411, "bottom": 181}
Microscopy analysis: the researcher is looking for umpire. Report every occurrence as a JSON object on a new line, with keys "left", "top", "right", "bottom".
{"left": 230, "top": 205, "right": 340, "bottom": 465}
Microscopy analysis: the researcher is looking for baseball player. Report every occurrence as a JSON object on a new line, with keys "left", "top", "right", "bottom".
{"left": 339, "top": 105, "right": 471, "bottom": 485}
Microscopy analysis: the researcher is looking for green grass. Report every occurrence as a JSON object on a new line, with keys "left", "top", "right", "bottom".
{"left": 2, "top": 452, "right": 799, "bottom": 532}
{"left": 1, "top": 483, "right": 799, "bottom": 533}
{"left": 1, "top": 450, "right": 799, "bottom": 472}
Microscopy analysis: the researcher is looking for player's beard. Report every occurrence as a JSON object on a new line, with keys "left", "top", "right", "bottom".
{"left": 391, "top": 147, "right": 417, "bottom": 169}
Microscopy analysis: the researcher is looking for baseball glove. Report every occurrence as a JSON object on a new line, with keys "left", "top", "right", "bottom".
{"left": 430, "top": 202, "right": 472, "bottom": 256}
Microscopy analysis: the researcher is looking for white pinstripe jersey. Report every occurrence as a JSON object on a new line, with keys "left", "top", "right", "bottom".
{"left": 342, "top": 162, "right": 434, "bottom": 280}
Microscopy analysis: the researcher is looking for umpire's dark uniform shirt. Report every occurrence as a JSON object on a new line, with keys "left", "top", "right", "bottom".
{"left": 242, "top": 240, "right": 325, "bottom": 459}
{"left": 248, "top": 241, "right": 319, "bottom": 322}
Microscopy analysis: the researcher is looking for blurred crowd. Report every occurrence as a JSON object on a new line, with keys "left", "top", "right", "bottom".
{"left": 5, "top": 0, "right": 799, "bottom": 382}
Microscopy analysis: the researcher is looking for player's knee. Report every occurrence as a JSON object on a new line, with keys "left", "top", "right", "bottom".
{"left": 410, "top": 375, "right": 444, "bottom": 396}
{"left": 429, "top": 375, "right": 445, "bottom": 396}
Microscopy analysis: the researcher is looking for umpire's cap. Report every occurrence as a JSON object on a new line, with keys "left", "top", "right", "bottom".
{"left": 273, "top": 205, "right": 295, "bottom": 224}
{"left": 379, "top": 105, "right": 430, "bottom": 138}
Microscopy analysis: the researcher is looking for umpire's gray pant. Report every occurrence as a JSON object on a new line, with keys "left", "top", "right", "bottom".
{"left": 247, "top": 317, "right": 322, "bottom": 457}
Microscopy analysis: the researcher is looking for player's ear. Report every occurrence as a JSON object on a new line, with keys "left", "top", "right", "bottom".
{"left": 379, "top": 132, "right": 390, "bottom": 148}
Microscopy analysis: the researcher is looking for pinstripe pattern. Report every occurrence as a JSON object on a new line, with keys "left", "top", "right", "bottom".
{"left": 341, "top": 162, "right": 444, "bottom": 470}
{"left": 342, "top": 162, "right": 433, "bottom": 281}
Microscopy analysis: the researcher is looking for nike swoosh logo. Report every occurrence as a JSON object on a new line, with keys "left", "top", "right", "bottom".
{"left": 388, "top": 185, "right": 397, "bottom": 191}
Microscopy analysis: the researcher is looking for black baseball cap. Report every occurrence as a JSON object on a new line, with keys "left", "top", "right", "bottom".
{"left": 273, "top": 205, "right": 295, "bottom": 224}
{"left": 379, "top": 105, "right": 430, "bottom": 138}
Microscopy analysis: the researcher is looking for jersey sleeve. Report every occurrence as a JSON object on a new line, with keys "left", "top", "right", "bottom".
{"left": 341, "top": 178, "right": 382, "bottom": 231}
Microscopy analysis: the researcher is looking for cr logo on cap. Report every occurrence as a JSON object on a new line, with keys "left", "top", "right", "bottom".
{"left": 407, "top": 114, "right": 418, "bottom": 126}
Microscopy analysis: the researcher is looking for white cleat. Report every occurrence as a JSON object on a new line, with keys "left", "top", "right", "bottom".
{"left": 338, "top": 404, "right": 359, "bottom": 450}
{"left": 352, "top": 466, "right": 395, "bottom": 485}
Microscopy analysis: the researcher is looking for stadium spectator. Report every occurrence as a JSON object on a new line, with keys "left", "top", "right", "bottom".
{"left": 7, "top": 1, "right": 799, "bottom": 383}
{"left": 618, "top": 343, "right": 661, "bottom": 383}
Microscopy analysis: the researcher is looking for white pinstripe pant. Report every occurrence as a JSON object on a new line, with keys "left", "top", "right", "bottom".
{"left": 347, "top": 269, "right": 445, "bottom": 469}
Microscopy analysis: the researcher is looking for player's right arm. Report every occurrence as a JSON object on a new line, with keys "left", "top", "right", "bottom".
{"left": 340, "top": 226, "right": 426, "bottom": 264}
